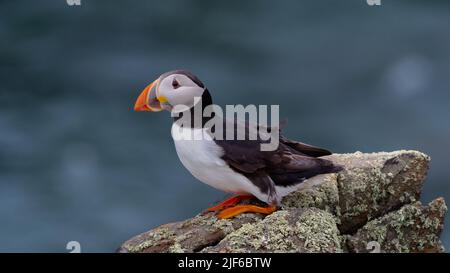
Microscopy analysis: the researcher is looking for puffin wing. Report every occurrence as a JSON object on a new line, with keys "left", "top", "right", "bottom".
{"left": 247, "top": 119, "right": 332, "bottom": 157}
{"left": 217, "top": 138, "right": 335, "bottom": 175}
{"left": 213, "top": 119, "right": 334, "bottom": 173}
{"left": 213, "top": 118, "right": 274, "bottom": 173}
{"left": 213, "top": 118, "right": 341, "bottom": 189}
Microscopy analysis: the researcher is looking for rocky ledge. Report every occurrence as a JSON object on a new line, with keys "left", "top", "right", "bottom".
{"left": 118, "top": 150, "right": 447, "bottom": 253}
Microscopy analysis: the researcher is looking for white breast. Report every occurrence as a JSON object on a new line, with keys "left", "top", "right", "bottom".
{"left": 171, "top": 123, "right": 268, "bottom": 201}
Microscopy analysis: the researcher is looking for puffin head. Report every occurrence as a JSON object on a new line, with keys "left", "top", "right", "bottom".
{"left": 134, "top": 70, "right": 207, "bottom": 113}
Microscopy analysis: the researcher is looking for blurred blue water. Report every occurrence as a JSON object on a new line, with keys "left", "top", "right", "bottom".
{"left": 0, "top": 0, "right": 449, "bottom": 252}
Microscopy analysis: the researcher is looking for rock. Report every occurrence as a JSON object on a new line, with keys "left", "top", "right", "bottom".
{"left": 202, "top": 208, "right": 341, "bottom": 253}
{"left": 118, "top": 150, "right": 447, "bottom": 253}
{"left": 329, "top": 151, "right": 431, "bottom": 233}
{"left": 346, "top": 198, "right": 447, "bottom": 253}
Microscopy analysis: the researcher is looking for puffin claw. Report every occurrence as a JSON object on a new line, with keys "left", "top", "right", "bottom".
{"left": 203, "top": 195, "right": 253, "bottom": 214}
{"left": 217, "top": 205, "right": 277, "bottom": 219}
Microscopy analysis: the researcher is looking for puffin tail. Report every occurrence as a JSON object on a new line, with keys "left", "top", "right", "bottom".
{"left": 318, "top": 158, "right": 344, "bottom": 175}
{"left": 269, "top": 158, "right": 343, "bottom": 189}
{"left": 280, "top": 136, "right": 333, "bottom": 157}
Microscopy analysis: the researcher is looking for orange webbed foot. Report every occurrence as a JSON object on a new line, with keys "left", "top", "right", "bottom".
{"left": 205, "top": 195, "right": 253, "bottom": 213}
{"left": 217, "top": 205, "right": 277, "bottom": 219}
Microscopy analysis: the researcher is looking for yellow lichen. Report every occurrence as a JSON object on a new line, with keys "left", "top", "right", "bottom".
{"left": 295, "top": 209, "right": 341, "bottom": 252}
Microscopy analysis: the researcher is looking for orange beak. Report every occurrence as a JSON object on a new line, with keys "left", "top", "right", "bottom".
{"left": 134, "top": 80, "right": 163, "bottom": 112}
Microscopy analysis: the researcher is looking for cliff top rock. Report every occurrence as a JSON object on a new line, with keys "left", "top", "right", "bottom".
{"left": 118, "top": 150, "right": 447, "bottom": 253}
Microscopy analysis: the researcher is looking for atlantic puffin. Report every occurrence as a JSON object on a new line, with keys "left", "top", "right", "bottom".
{"left": 134, "top": 70, "right": 342, "bottom": 219}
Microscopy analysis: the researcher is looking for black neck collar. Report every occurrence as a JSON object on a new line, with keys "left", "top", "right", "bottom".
{"left": 172, "top": 89, "right": 215, "bottom": 128}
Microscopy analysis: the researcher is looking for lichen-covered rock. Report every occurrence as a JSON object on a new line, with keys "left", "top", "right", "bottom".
{"left": 346, "top": 198, "right": 447, "bottom": 253}
{"left": 117, "top": 213, "right": 263, "bottom": 253}
{"left": 203, "top": 208, "right": 341, "bottom": 253}
{"left": 118, "top": 150, "right": 447, "bottom": 253}
{"left": 281, "top": 173, "right": 339, "bottom": 216}
{"left": 328, "top": 150, "right": 430, "bottom": 233}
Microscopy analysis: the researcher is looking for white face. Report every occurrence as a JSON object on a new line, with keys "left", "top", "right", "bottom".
{"left": 156, "top": 73, "right": 205, "bottom": 112}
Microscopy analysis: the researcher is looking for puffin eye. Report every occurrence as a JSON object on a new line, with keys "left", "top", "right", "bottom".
{"left": 172, "top": 79, "right": 180, "bottom": 89}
